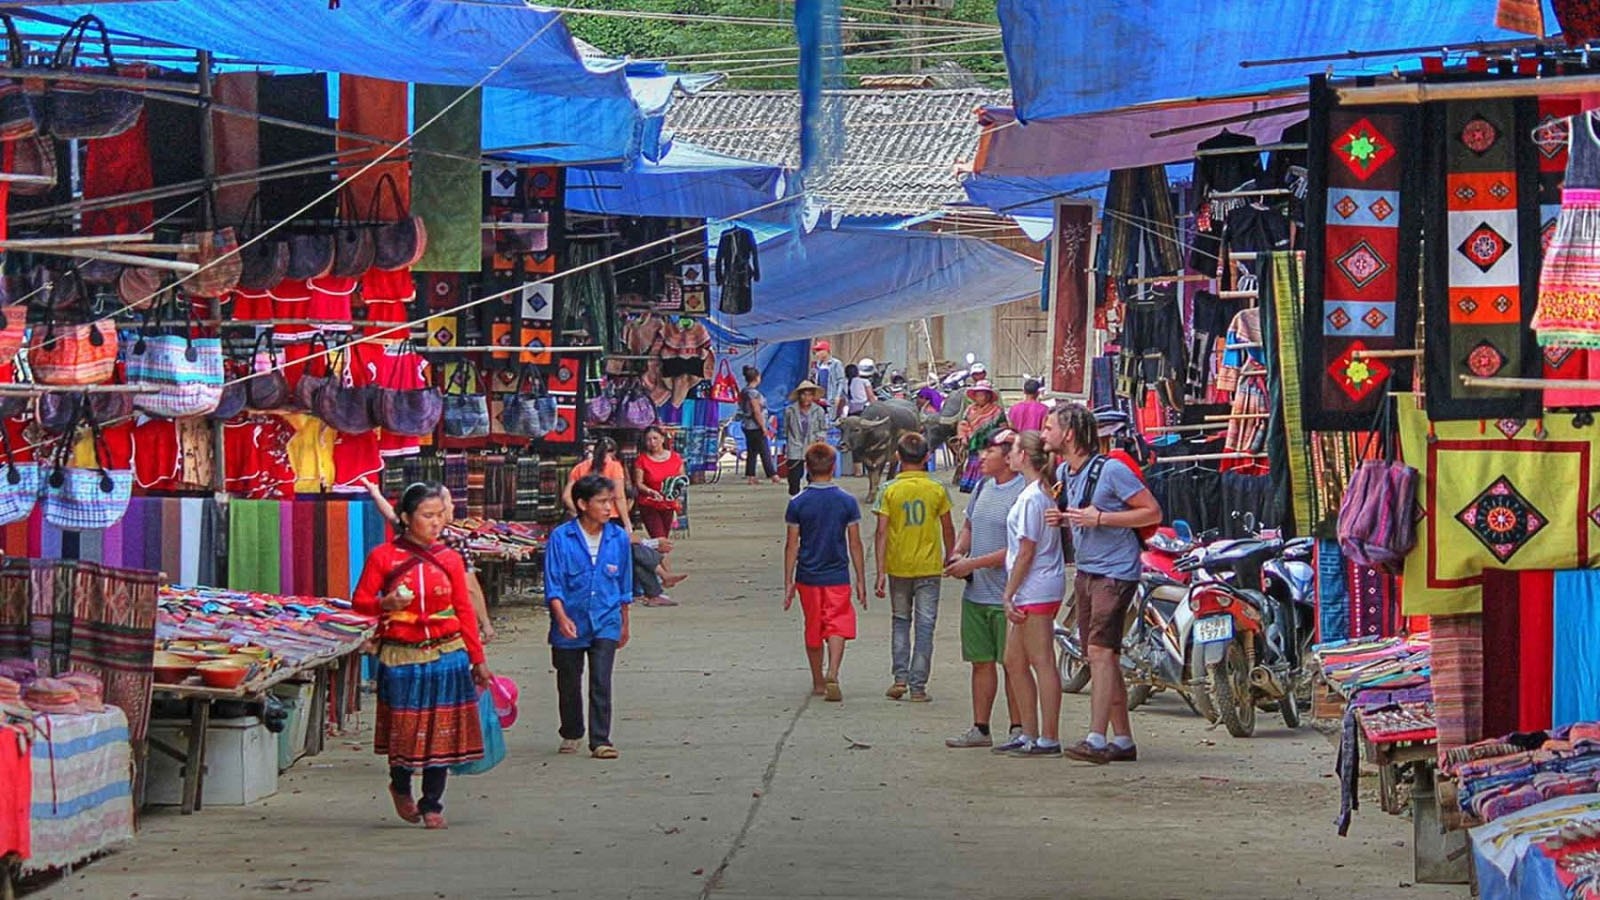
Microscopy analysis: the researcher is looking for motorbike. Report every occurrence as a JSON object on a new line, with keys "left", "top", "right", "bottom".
{"left": 1180, "top": 523, "right": 1316, "bottom": 737}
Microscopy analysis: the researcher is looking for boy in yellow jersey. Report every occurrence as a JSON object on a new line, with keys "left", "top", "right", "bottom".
{"left": 873, "top": 433, "right": 955, "bottom": 702}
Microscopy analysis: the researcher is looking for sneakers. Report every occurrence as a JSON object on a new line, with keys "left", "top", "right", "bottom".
{"left": 945, "top": 726, "right": 993, "bottom": 748}
{"left": 906, "top": 690, "right": 931, "bottom": 703}
{"left": 990, "top": 732, "right": 1030, "bottom": 754}
{"left": 1062, "top": 740, "right": 1111, "bottom": 765}
{"left": 1105, "top": 743, "right": 1138, "bottom": 763}
{"left": 1009, "top": 740, "right": 1063, "bottom": 758}
{"left": 885, "top": 682, "right": 908, "bottom": 700}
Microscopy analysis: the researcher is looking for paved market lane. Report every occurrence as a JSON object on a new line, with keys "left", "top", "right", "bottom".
{"left": 38, "top": 479, "right": 1456, "bottom": 900}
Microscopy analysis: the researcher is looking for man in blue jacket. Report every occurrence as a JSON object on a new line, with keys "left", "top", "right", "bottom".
{"left": 545, "top": 474, "right": 633, "bottom": 760}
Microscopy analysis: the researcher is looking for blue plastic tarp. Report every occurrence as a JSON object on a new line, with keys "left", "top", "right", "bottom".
{"left": 703, "top": 318, "right": 810, "bottom": 427}
{"left": 997, "top": 0, "right": 1548, "bottom": 121}
{"left": 565, "top": 142, "right": 790, "bottom": 219}
{"left": 710, "top": 225, "right": 1043, "bottom": 343}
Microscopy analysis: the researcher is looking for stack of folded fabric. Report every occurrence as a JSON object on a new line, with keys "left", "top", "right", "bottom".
{"left": 1316, "top": 634, "right": 1433, "bottom": 698}
{"left": 59, "top": 671, "right": 104, "bottom": 713}
{"left": 0, "top": 677, "right": 24, "bottom": 709}
{"left": 23, "top": 678, "right": 82, "bottom": 716}
{"left": 0, "top": 660, "right": 37, "bottom": 688}
{"left": 1450, "top": 724, "right": 1600, "bottom": 823}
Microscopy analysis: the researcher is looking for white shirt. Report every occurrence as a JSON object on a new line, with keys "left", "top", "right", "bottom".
{"left": 1005, "top": 479, "right": 1066, "bottom": 605}
{"left": 583, "top": 526, "right": 604, "bottom": 563}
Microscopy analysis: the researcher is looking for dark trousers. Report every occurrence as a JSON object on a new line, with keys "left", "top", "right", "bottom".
{"left": 390, "top": 765, "right": 449, "bottom": 815}
{"left": 744, "top": 427, "right": 776, "bottom": 478}
{"left": 553, "top": 639, "right": 618, "bottom": 749}
{"left": 632, "top": 544, "right": 664, "bottom": 598}
{"left": 786, "top": 461, "right": 806, "bottom": 496}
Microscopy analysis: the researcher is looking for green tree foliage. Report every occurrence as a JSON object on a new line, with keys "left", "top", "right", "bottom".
{"left": 563, "top": 0, "right": 1006, "bottom": 88}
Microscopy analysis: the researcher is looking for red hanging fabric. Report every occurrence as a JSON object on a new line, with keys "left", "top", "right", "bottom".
{"left": 212, "top": 71, "right": 260, "bottom": 224}
{"left": 81, "top": 66, "right": 153, "bottom": 236}
{"left": 1480, "top": 568, "right": 1522, "bottom": 739}
{"left": 336, "top": 74, "right": 410, "bottom": 218}
{"left": 1518, "top": 569, "right": 1556, "bottom": 732}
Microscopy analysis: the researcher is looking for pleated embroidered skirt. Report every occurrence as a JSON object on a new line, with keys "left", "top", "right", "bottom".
{"left": 374, "top": 648, "right": 484, "bottom": 770}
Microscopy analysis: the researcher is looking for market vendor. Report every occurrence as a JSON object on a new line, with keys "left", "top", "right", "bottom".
{"left": 353, "top": 482, "right": 494, "bottom": 830}
{"left": 363, "top": 479, "right": 494, "bottom": 643}
{"left": 563, "top": 436, "right": 635, "bottom": 532}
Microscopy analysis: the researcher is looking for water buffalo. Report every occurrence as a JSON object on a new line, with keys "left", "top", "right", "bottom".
{"left": 920, "top": 413, "right": 964, "bottom": 485}
{"left": 837, "top": 399, "right": 922, "bottom": 503}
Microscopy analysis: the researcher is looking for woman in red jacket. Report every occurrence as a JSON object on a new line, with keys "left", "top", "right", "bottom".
{"left": 353, "top": 482, "right": 493, "bottom": 829}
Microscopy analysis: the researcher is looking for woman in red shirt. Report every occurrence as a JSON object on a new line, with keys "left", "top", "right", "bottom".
{"left": 633, "top": 426, "right": 685, "bottom": 540}
{"left": 353, "top": 482, "right": 493, "bottom": 829}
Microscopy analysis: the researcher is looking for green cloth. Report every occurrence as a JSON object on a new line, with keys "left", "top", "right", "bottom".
{"left": 1268, "top": 253, "right": 1315, "bottom": 536}
{"left": 411, "top": 84, "right": 482, "bottom": 272}
{"left": 228, "top": 500, "right": 281, "bottom": 594}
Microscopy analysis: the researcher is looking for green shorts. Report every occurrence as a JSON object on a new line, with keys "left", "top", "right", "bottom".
{"left": 960, "top": 600, "right": 1009, "bottom": 663}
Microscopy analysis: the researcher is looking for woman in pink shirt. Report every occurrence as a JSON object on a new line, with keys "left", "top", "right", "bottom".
{"left": 1005, "top": 378, "right": 1049, "bottom": 433}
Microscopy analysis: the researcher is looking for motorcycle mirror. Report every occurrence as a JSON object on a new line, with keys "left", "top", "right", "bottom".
{"left": 1173, "top": 519, "right": 1193, "bottom": 543}
{"left": 1242, "top": 512, "right": 1257, "bottom": 533}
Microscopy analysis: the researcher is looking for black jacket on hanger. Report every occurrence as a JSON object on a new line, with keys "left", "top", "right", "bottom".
{"left": 716, "top": 226, "right": 760, "bottom": 314}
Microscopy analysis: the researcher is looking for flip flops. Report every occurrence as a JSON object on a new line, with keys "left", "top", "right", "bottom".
{"left": 559, "top": 738, "right": 581, "bottom": 754}
{"left": 592, "top": 744, "right": 619, "bottom": 759}
{"left": 824, "top": 678, "right": 842, "bottom": 702}
{"left": 389, "top": 787, "right": 420, "bottom": 824}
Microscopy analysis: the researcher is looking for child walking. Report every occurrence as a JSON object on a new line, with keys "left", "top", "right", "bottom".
{"left": 544, "top": 474, "right": 633, "bottom": 759}
{"left": 873, "top": 433, "right": 954, "bottom": 702}
{"left": 783, "top": 442, "right": 867, "bottom": 701}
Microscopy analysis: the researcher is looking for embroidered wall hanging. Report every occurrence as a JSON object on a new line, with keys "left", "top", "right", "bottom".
{"left": 1423, "top": 98, "right": 1542, "bottom": 421}
{"left": 1532, "top": 100, "right": 1600, "bottom": 409}
{"left": 1303, "top": 78, "right": 1422, "bottom": 430}
{"left": 1399, "top": 403, "right": 1600, "bottom": 615}
{"left": 1051, "top": 201, "right": 1096, "bottom": 396}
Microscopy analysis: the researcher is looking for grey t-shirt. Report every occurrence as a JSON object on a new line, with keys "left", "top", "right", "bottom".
{"left": 1056, "top": 457, "right": 1146, "bottom": 583}
{"left": 962, "top": 474, "right": 1026, "bottom": 605}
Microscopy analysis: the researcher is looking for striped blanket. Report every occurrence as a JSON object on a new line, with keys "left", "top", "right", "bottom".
{"left": 21, "top": 708, "right": 134, "bottom": 874}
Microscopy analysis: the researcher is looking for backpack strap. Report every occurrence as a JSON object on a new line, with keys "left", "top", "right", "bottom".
{"left": 1077, "top": 454, "right": 1108, "bottom": 509}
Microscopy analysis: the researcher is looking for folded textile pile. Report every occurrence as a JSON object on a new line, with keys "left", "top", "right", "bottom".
{"left": 158, "top": 585, "right": 376, "bottom": 669}
{"left": 1451, "top": 724, "right": 1600, "bottom": 823}
{"left": 444, "top": 518, "right": 547, "bottom": 562}
{"left": 59, "top": 671, "right": 104, "bottom": 713}
{"left": 0, "top": 677, "right": 23, "bottom": 708}
{"left": 23, "top": 678, "right": 81, "bottom": 715}
{"left": 1315, "top": 634, "right": 1432, "bottom": 697}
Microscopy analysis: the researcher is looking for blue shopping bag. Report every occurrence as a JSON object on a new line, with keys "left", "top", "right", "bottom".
{"left": 451, "top": 689, "right": 506, "bottom": 775}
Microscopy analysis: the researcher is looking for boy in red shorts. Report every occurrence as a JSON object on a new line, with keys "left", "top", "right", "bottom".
{"left": 783, "top": 442, "right": 867, "bottom": 701}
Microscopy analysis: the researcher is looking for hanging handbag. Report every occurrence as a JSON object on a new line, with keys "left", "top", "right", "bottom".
{"left": 40, "top": 15, "right": 143, "bottom": 140}
{"left": 621, "top": 382, "right": 657, "bottom": 430}
{"left": 441, "top": 365, "right": 490, "bottom": 438}
{"left": 34, "top": 391, "right": 80, "bottom": 435}
{"left": 210, "top": 355, "right": 249, "bottom": 422}
{"left": 710, "top": 359, "right": 739, "bottom": 404}
{"left": 245, "top": 332, "right": 291, "bottom": 410}
{"left": 27, "top": 316, "right": 116, "bottom": 386}
{"left": 0, "top": 303, "right": 25, "bottom": 366}
{"left": 500, "top": 365, "right": 557, "bottom": 438}
{"left": 29, "top": 267, "right": 86, "bottom": 315}
{"left": 116, "top": 265, "right": 166, "bottom": 313}
{"left": 585, "top": 380, "right": 617, "bottom": 428}
{"left": 40, "top": 405, "right": 131, "bottom": 531}
{"left": 235, "top": 193, "right": 291, "bottom": 291}
{"left": 369, "top": 172, "right": 428, "bottom": 271}
{"left": 373, "top": 341, "right": 442, "bottom": 436}
{"left": 0, "top": 15, "right": 36, "bottom": 140}
{"left": 10, "top": 135, "right": 55, "bottom": 197}
{"left": 291, "top": 334, "right": 334, "bottom": 412}
{"left": 285, "top": 230, "right": 335, "bottom": 281}
{"left": 126, "top": 297, "right": 224, "bottom": 418}
{"left": 331, "top": 185, "right": 376, "bottom": 279}
{"left": 183, "top": 198, "right": 243, "bottom": 299}
{"left": 313, "top": 345, "right": 378, "bottom": 434}
{"left": 0, "top": 424, "right": 37, "bottom": 527}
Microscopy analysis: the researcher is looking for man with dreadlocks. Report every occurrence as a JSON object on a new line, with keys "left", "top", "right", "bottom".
{"left": 1042, "top": 402, "right": 1162, "bottom": 764}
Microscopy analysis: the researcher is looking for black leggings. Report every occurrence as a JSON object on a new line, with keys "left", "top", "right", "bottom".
{"left": 744, "top": 427, "right": 776, "bottom": 478}
{"left": 786, "top": 461, "right": 806, "bottom": 496}
{"left": 390, "top": 765, "right": 449, "bottom": 815}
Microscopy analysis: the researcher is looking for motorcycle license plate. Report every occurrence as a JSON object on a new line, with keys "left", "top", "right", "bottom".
{"left": 1195, "top": 615, "right": 1234, "bottom": 644}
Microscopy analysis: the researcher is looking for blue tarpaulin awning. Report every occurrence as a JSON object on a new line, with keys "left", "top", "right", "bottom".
{"left": 565, "top": 142, "right": 790, "bottom": 219}
{"left": 709, "top": 224, "right": 1043, "bottom": 343}
{"left": 996, "top": 0, "right": 1549, "bottom": 121}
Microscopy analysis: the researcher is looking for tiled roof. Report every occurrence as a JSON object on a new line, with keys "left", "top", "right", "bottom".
{"left": 665, "top": 87, "right": 1010, "bottom": 217}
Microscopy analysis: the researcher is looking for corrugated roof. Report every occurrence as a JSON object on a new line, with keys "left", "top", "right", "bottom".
{"left": 665, "top": 88, "right": 1010, "bottom": 217}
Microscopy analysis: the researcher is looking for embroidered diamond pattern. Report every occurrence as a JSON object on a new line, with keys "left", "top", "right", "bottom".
{"left": 1458, "top": 221, "right": 1512, "bottom": 273}
{"left": 1368, "top": 196, "right": 1394, "bottom": 221}
{"left": 1492, "top": 293, "right": 1514, "bottom": 315}
{"left": 1461, "top": 116, "right": 1501, "bottom": 155}
{"left": 1546, "top": 345, "right": 1576, "bottom": 369}
{"left": 1334, "top": 194, "right": 1359, "bottom": 219}
{"left": 1489, "top": 180, "right": 1512, "bottom": 202}
{"left": 1454, "top": 183, "right": 1479, "bottom": 204}
{"left": 432, "top": 325, "right": 455, "bottom": 345}
{"left": 1328, "top": 341, "right": 1391, "bottom": 403}
{"left": 1456, "top": 476, "right": 1546, "bottom": 563}
{"left": 493, "top": 168, "right": 518, "bottom": 192}
{"left": 1495, "top": 418, "right": 1525, "bottom": 439}
{"left": 1361, "top": 307, "right": 1390, "bottom": 331}
{"left": 1334, "top": 118, "right": 1396, "bottom": 181}
{"left": 1335, "top": 239, "right": 1391, "bottom": 290}
{"left": 1590, "top": 503, "right": 1600, "bottom": 532}
{"left": 1327, "top": 308, "right": 1352, "bottom": 331}
{"left": 1457, "top": 296, "right": 1480, "bottom": 317}
{"left": 1536, "top": 115, "right": 1570, "bottom": 160}
{"left": 1466, "top": 339, "right": 1510, "bottom": 378}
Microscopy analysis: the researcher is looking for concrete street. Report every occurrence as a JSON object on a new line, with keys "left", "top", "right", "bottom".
{"left": 38, "top": 479, "right": 1455, "bottom": 900}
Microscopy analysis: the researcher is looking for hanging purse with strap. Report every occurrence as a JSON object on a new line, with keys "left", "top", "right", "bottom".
{"left": 116, "top": 264, "right": 166, "bottom": 313}
{"left": 235, "top": 192, "right": 291, "bottom": 291}
{"left": 27, "top": 314, "right": 117, "bottom": 386}
{"left": 0, "top": 15, "right": 37, "bottom": 140}
{"left": 40, "top": 404, "right": 131, "bottom": 531}
{"left": 710, "top": 359, "right": 739, "bottom": 404}
{"left": 245, "top": 331, "right": 291, "bottom": 410}
{"left": 210, "top": 352, "right": 250, "bottom": 422}
{"left": 0, "top": 423, "right": 38, "bottom": 526}
{"left": 500, "top": 364, "right": 556, "bottom": 437}
{"left": 40, "top": 15, "right": 143, "bottom": 140}
{"left": 291, "top": 333, "right": 334, "bottom": 412}
{"left": 369, "top": 172, "right": 428, "bottom": 271}
{"left": 441, "top": 365, "right": 490, "bottom": 438}
{"left": 126, "top": 293, "right": 224, "bottom": 418}
{"left": 314, "top": 344, "right": 379, "bottom": 434}
{"left": 373, "top": 340, "right": 442, "bottom": 436}
{"left": 183, "top": 195, "right": 243, "bottom": 299}
{"left": 286, "top": 228, "right": 335, "bottom": 281}
{"left": 621, "top": 380, "right": 657, "bottom": 429}
{"left": 0, "top": 303, "right": 25, "bottom": 366}
{"left": 331, "top": 184, "right": 376, "bottom": 279}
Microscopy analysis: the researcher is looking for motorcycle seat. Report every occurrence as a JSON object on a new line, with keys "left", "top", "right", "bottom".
{"left": 1201, "top": 539, "right": 1284, "bottom": 571}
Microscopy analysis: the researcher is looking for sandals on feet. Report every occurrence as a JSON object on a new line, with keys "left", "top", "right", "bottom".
{"left": 592, "top": 744, "right": 619, "bottom": 759}
{"left": 423, "top": 812, "right": 448, "bottom": 830}
{"left": 824, "top": 678, "right": 842, "bottom": 702}
{"left": 558, "top": 738, "right": 581, "bottom": 754}
{"left": 389, "top": 787, "right": 420, "bottom": 824}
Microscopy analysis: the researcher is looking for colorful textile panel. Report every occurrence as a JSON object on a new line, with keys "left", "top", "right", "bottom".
{"left": 21, "top": 709, "right": 134, "bottom": 875}
{"left": 1534, "top": 99, "right": 1600, "bottom": 408}
{"left": 1431, "top": 613, "right": 1485, "bottom": 752}
{"left": 1480, "top": 568, "right": 1554, "bottom": 737}
{"left": 0, "top": 498, "right": 220, "bottom": 586}
{"left": 227, "top": 498, "right": 389, "bottom": 600}
{"left": 1399, "top": 404, "right": 1600, "bottom": 615}
{"left": 1303, "top": 81, "right": 1421, "bottom": 431}
{"left": 1553, "top": 568, "right": 1600, "bottom": 730}
{"left": 1424, "top": 98, "right": 1542, "bottom": 421}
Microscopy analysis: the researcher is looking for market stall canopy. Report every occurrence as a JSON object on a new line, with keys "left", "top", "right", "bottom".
{"left": 564, "top": 142, "right": 790, "bottom": 219}
{"left": 709, "top": 224, "right": 1042, "bottom": 342}
{"left": 32, "top": 0, "right": 653, "bottom": 162}
{"left": 996, "top": 0, "right": 1544, "bottom": 121}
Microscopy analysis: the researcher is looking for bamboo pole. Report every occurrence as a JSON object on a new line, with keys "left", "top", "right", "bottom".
{"left": 1145, "top": 422, "right": 1228, "bottom": 434}
{"left": 0, "top": 65, "right": 199, "bottom": 94}
{"left": 0, "top": 233, "right": 154, "bottom": 249}
{"left": 1338, "top": 74, "right": 1600, "bottom": 106}
{"left": 1156, "top": 452, "right": 1267, "bottom": 464}
{"left": 1353, "top": 348, "right": 1425, "bottom": 360}
{"left": 1204, "top": 412, "right": 1269, "bottom": 422}
{"left": 1460, "top": 374, "right": 1596, "bottom": 390}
